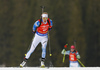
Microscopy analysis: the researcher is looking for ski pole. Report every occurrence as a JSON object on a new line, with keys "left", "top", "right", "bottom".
{"left": 48, "top": 26, "right": 53, "bottom": 67}
{"left": 25, "top": 35, "right": 35, "bottom": 56}
{"left": 77, "top": 59, "right": 85, "bottom": 67}
{"left": 62, "top": 44, "right": 68, "bottom": 63}
{"left": 48, "top": 32, "right": 52, "bottom": 56}
{"left": 63, "top": 51, "right": 65, "bottom": 63}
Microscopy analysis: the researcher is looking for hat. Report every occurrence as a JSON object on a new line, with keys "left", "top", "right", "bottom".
{"left": 71, "top": 45, "right": 75, "bottom": 49}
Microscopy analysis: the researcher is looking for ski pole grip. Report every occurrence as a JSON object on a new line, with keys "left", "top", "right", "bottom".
{"left": 64, "top": 44, "right": 68, "bottom": 48}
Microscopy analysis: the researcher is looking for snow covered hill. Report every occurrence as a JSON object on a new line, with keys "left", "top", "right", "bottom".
{"left": 0, "top": 67, "right": 100, "bottom": 70}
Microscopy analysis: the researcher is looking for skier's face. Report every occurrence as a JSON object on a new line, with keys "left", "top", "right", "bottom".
{"left": 42, "top": 13, "right": 48, "bottom": 23}
{"left": 42, "top": 17, "right": 48, "bottom": 23}
{"left": 71, "top": 48, "right": 74, "bottom": 52}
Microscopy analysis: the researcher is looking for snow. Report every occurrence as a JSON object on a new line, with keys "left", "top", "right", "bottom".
{"left": 0, "top": 67, "right": 100, "bottom": 70}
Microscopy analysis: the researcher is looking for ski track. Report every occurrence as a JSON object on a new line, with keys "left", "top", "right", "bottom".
{"left": 0, "top": 67, "right": 100, "bottom": 70}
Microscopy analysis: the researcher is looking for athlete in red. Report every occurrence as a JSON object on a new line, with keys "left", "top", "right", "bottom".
{"left": 20, "top": 12, "right": 53, "bottom": 67}
{"left": 61, "top": 45, "right": 80, "bottom": 67}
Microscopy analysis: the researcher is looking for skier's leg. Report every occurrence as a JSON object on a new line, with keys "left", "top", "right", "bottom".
{"left": 69, "top": 61, "right": 74, "bottom": 67}
{"left": 78, "top": 62, "right": 81, "bottom": 67}
{"left": 40, "top": 36, "right": 48, "bottom": 67}
{"left": 41, "top": 37, "right": 48, "bottom": 58}
{"left": 25, "top": 34, "right": 41, "bottom": 59}
{"left": 69, "top": 62, "right": 72, "bottom": 67}
{"left": 20, "top": 34, "right": 41, "bottom": 67}
{"left": 69, "top": 61, "right": 80, "bottom": 67}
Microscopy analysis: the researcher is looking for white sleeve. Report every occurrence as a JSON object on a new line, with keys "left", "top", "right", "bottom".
{"left": 65, "top": 50, "right": 70, "bottom": 55}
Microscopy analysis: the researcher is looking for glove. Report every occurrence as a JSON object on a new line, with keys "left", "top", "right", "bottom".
{"left": 48, "top": 28, "right": 52, "bottom": 31}
{"left": 77, "top": 55, "right": 80, "bottom": 59}
{"left": 61, "top": 49, "right": 66, "bottom": 54}
{"left": 64, "top": 45, "right": 67, "bottom": 48}
{"left": 32, "top": 31, "right": 35, "bottom": 34}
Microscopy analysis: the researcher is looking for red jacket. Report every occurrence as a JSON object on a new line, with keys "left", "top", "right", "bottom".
{"left": 69, "top": 51, "right": 78, "bottom": 61}
{"left": 36, "top": 18, "right": 51, "bottom": 34}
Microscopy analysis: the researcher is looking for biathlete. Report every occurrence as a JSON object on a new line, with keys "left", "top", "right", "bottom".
{"left": 20, "top": 12, "right": 53, "bottom": 67}
{"left": 61, "top": 45, "right": 80, "bottom": 67}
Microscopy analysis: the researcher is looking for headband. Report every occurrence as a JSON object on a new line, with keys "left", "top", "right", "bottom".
{"left": 42, "top": 14, "right": 48, "bottom": 18}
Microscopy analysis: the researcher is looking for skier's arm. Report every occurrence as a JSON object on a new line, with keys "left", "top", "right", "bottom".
{"left": 61, "top": 49, "right": 70, "bottom": 55}
{"left": 49, "top": 19, "right": 53, "bottom": 31}
{"left": 50, "top": 19, "right": 53, "bottom": 27}
{"left": 33, "top": 21, "right": 40, "bottom": 32}
{"left": 76, "top": 52, "right": 81, "bottom": 59}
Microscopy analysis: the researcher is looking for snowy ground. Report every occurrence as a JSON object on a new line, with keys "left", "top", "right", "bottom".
{"left": 0, "top": 67, "right": 100, "bottom": 70}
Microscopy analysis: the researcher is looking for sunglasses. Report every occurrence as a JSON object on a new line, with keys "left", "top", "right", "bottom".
{"left": 42, "top": 17, "right": 48, "bottom": 20}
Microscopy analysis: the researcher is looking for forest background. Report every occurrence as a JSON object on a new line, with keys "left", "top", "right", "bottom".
{"left": 0, "top": 0, "right": 100, "bottom": 67}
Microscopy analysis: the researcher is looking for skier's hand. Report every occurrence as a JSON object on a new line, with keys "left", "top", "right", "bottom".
{"left": 64, "top": 45, "right": 67, "bottom": 48}
{"left": 64, "top": 44, "right": 68, "bottom": 48}
{"left": 48, "top": 27, "right": 52, "bottom": 31}
{"left": 61, "top": 49, "right": 66, "bottom": 54}
{"left": 77, "top": 55, "right": 80, "bottom": 59}
{"left": 32, "top": 30, "right": 35, "bottom": 34}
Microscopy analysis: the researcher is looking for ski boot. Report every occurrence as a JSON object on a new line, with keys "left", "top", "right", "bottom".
{"left": 41, "top": 58, "right": 45, "bottom": 68}
{"left": 20, "top": 58, "right": 28, "bottom": 67}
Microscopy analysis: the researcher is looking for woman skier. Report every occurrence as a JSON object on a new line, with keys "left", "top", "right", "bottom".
{"left": 20, "top": 12, "right": 53, "bottom": 67}
{"left": 61, "top": 45, "right": 80, "bottom": 67}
